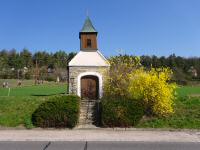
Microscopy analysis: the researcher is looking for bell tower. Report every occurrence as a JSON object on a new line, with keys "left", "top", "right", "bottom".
{"left": 68, "top": 16, "right": 110, "bottom": 99}
{"left": 79, "top": 17, "right": 98, "bottom": 50}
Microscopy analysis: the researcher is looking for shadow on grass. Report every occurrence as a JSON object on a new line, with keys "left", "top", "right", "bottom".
{"left": 31, "top": 92, "right": 66, "bottom": 96}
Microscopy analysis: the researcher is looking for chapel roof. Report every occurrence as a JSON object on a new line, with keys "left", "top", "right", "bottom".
{"left": 68, "top": 50, "right": 110, "bottom": 67}
{"left": 80, "top": 16, "right": 97, "bottom": 33}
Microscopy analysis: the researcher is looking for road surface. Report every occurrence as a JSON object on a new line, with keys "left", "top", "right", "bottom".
{"left": 0, "top": 141, "right": 199, "bottom": 150}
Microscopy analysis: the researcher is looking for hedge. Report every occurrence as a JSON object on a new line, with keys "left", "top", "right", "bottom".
{"left": 32, "top": 95, "right": 80, "bottom": 128}
{"left": 101, "top": 98, "right": 144, "bottom": 127}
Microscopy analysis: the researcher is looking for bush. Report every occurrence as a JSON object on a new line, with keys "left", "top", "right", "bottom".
{"left": 45, "top": 76, "right": 56, "bottom": 82}
{"left": 101, "top": 98, "right": 144, "bottom": 127}
{"left": 129, "top": 68, "right": 176, "bottom": 117}
{"left": 32, "top": 95, "right": 80, "bottom": 128}
{"left": 104, "top": 55, "right": 176, "bottom": 118}
{"left": 104, "top": 55, "right": 141, "bottom": 99}
{"left": 24, "top": 72, "right": 31, "bottom": 80}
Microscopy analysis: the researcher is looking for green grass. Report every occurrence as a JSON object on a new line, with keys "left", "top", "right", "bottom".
{"left": 136, "top": 86, "right": 200, "bottom": 129}
{"left": 0, "top": 79, "right": 36, "bottom": 88}
{"left": 0, "top": 96, "right": 48, "bottom": 128}
{"left": 0, "top": 80, "right": 68, "bottom": 128}
{"left": 0, "top": 81, "right": 199, "bottom": 129}
{"left": 0, "top": 84, "right": 67, "bottom": 96}
{"left": 176, "top": 86, "right": 200, "bottom": 97}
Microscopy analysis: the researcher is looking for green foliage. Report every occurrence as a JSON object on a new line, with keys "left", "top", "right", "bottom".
{"left": 104, "top": 55, "right": 176, "bottom": 117}
{"left": 24, "top": 115, "right": 34, "bottom": 129}
{"left": 32, "top": 95, "right": 80, "bottom": 128}
{"left": 101, "top": 98, "right": 144, "bottom": 127}
{"left": 0, "top": 49, "right": 76, "bottom": 80}
{"left": 45, "top": 76, "right": 56, "bottom": 82}
{"left": 24, "top": 71, "right": 31, "bottom": 80}
{"left": 1, "top": 48, "right": 200, "bottom": 83}
{"left": 104, "top": 55, "right": 141, "bottom": 99}
{"left": 140, "top": 54, "right": 200, "bottom": 84}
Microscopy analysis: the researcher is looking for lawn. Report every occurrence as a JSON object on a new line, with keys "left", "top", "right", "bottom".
{"left": 0, "top": 84, "right": 67, "bottom": 96}
{"left": 0, "top": 81, "right": 68, "bottom": 128}
{"left": 0, "top": 82, "right": 199, "bottom": 129}
{"left": 0, "top": 79, "right": 35, "bottom": 88}
{"left": 136, "top": 86, "right": 200, "bottom": 129}
{"left": 176, "top": 86, "right": 200, "bottom": 97}
{"left": 0, "top": 96, "right": 48, "bottom": 128}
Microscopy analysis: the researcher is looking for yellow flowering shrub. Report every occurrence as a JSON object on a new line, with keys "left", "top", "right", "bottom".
{"left": 104, "top": 55, "right": 140, "bottom": 99}
{"left": 104, "top": 55, "right": 176, "bottom": 117}
{"left": 129, "top": 68, "right": 176, "bottom": 117}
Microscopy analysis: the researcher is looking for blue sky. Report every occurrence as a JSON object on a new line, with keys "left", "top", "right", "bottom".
{"left": 0, "top": 0, "right": 200, "bottom": 57}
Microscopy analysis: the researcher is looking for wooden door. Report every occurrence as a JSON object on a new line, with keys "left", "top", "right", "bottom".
{"left": 81, "top": 75, "right": 99, "bottom": 99}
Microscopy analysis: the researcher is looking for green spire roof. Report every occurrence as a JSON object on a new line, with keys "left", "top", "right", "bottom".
{"left": 80, "top": 17, "right": 97, "bottom": 33}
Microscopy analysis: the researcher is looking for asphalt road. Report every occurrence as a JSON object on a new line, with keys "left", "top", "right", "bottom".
{"left": 0, "top": 141, "right": 199, "bottom": 150}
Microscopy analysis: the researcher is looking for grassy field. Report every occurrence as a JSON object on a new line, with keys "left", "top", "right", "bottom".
{"left": 0, "top": 84, "right": 67, "bottom": 96}
{"left": 0, "top": 96, "right": 47, "bottom": 128}
{"left": 0, "top": 79, "right": 36, "bottom": 88}
{"left": 176, "top": 86, "right": 200, "bottom": 97}
{"left": 0, "top": 79, "right": 199, "bottom": 129}
{"left": 136, "top": 86, "right": 200, "bottom": 129}
{"left": 0, "top": 80, "right": 68, "bottom": 128}
{"left": 0, "top": 79, "right": 67, "bottom": 96}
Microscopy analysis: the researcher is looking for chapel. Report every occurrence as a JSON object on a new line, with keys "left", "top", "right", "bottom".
{"left": 68, "top": 17, "right": 110, "bottom": 100}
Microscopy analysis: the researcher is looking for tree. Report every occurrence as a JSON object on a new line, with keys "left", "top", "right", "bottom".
{"left": 20, "top": 48, "right": 32, "bottom": 68}
{"left": 0, "top": 49, "right": 9, "bottom": 69}
{"left": 53, "top": 50, "right": 68, "bottom": 68}
{"left": 33, "top": 51, "right": 50, "bottom": 67}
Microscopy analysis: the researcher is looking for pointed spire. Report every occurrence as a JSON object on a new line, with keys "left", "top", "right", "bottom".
{"left": 80, "top": 16, "right": 97, "bottom": 33}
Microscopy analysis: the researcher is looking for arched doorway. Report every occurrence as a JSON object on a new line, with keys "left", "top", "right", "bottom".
{"left": 81, "top": 75, "right": 99, "bottom": 99}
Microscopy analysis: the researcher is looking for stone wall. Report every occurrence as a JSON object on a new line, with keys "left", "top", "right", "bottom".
{"left": 68, "top": 66, "right": 109, "bottom": 97}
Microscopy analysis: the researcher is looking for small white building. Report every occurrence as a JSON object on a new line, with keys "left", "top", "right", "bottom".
{"left": 68, "top": 17, "right": 110, "bottom": 99}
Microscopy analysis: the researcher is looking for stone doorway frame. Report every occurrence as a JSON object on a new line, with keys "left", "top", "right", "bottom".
{"left": 77, "top": 72, "right": 103, "bottom": 99}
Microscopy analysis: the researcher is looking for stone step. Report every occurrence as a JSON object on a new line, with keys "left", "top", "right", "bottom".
{"left": 80, "top": 112, "right": 94, "bottom": 116}
{"left": 80, "top": 105, "right": 96, "bottom": 108}
{"left": 81, "top": 101, "right": 96, "bottom": 103}
{"left": 78, "top": 100, "right": 100, "bottom": 126}
{"left": 81, "top": 109, "right": 95, "bottom": 112}
{"left": 81, "top": 106, "right": 95, "bottom": 108}
{"left": 81, "top": 103, "right": 96, "bottom": 105}
{"left": 81, "top": 100, "right": 96, "bottom": 102}
{"left": 81, "top": 102, "right": 96, "bottom": 104}
{"left": 79, "top": 118, "right": 93, "bottom": 121}
{"left": 79, "top": 121, "right": 93, "bottom": 125}
{"left": 80, "top": 113, "right": 93, "bottom": 117}
{"left": 81, "top": 99, "right": 100, "bottom": 101}
{"left": 80, "top": 108, "right": 94, "bottom": 111}
{"left": 79, "top": 115, "right": 93, "bottom": 119}
{"left": 79, "top": 116, "right": 94, "bottom": 120}
{"left": 80, "top": 116, "right": 93, "bottom": 119}
{"left": 80, "top": 105, "right": 95, "bottom": 108}
{"left": 80, "top": 111, "right": 93, "bottom": 114}
{"left": 80, "top": 112, "right": 93, "bottom": 115}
